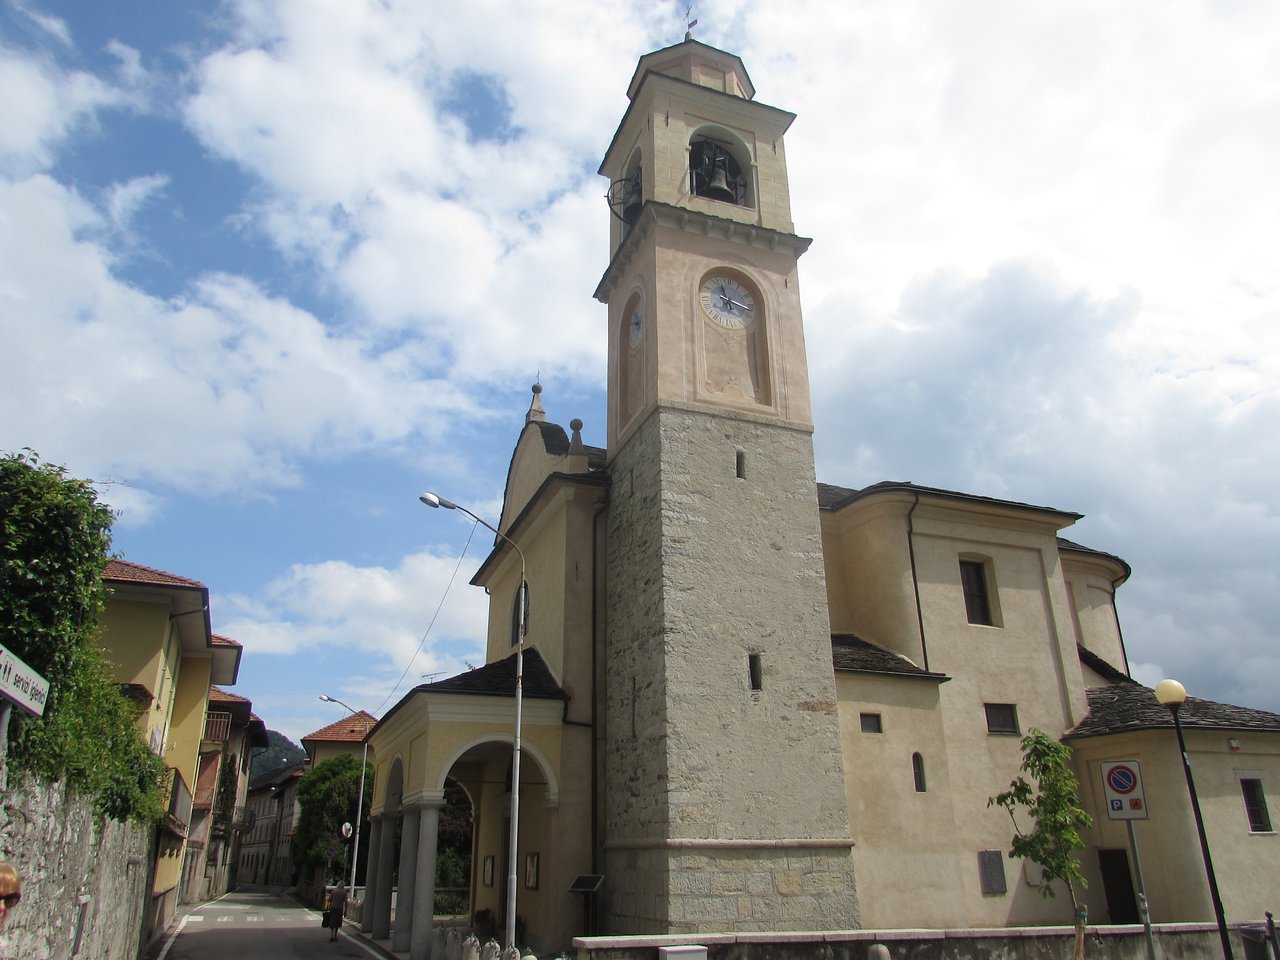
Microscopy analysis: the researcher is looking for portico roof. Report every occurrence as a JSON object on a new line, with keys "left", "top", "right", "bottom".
{"left": 368, "top": 648, "right": 568, "bottom": 739}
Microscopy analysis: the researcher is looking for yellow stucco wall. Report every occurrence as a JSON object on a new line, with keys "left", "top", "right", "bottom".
{"left": 98, "top": 598, "right": 181, "bottom": 753}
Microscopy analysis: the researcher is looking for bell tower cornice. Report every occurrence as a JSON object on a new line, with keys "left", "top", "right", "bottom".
{"left": 593, "top": 201, "right": 811, "bottom": 304}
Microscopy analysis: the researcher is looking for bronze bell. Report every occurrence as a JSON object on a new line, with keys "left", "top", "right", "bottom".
{"left": 704, "top": 165, "right": 735, "bottom": 203}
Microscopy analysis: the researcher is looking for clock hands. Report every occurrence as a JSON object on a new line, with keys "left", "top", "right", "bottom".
{"left": 718, "top": 291, "right": 753, "bottom": 314}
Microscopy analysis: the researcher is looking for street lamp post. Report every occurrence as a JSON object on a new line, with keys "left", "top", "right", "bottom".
{"left": 1154, "top": 679, "right": 1234, "bottom": 960}
{"left": 319, "top": 694, "right": 370, "bottom": 897}
{"left": 420, "top": 491, "right": 526, "bottom": 951}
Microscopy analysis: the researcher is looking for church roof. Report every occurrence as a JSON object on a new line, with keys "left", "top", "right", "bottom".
{"left": 416, "top": 648, "right": 568, "bottom": 701}
{"left": 530, "top": 419, "right": 606, "bottom": 469}
{"left": 831, "top": 634, "right": 949, "bottom": 682}
{"left": 1065, "top": 683, "right": 1280, "bottom": 740}
{"left": 817, "top": 480, "right": 1082, "bottom": 520}
{"left": 1077, "top": 645, "right": 1133, "bottom": 684}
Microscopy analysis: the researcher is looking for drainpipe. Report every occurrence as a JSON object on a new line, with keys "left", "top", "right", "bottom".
{"left": 906, "top": 493, "right": 930, "bottom": 672}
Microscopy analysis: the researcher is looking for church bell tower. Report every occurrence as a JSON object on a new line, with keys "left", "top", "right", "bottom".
{"left": 596, "top": 38, "right": 860, "bottom": 934}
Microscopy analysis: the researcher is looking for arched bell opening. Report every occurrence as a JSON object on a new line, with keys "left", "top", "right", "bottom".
{"left": 607, "top": 148, "right": 644, "bottom": 230}
{"left": 689, "top": 130, "right": 753, "bottom": 207}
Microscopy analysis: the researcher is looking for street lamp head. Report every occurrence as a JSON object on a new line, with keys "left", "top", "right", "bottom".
{"left": 319, "top": 694, "right": 335, "bottom": 703}
{"left": 1155, "top": 678, "right": 1187, "bottom": 708}
{"left": 419, "top": 492, "right": 458, "bottom": 510}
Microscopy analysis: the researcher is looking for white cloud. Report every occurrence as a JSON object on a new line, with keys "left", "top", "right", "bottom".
{"left": 219, "top": 547, "right": 489, "bottom": 677}
{"left": 0, "top": 41, "right": 145, "bottom": 175}
{"left": 0, "top": 175, "right": 483, "bottom": 508}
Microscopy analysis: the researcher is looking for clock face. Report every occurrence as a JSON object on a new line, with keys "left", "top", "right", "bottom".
{"left": 699, "top": 275, "right": 756, "bottom": 329}
{"left": 629, "top": 303, "right": 643, "bottom": 347}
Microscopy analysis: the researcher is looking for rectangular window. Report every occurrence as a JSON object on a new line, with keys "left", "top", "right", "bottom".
{"left": 960, "top": 559, "right": 994, "bottom": 625}
{"left": 985, "top": 703, "right": 1020, "bottom": 736}
{"left": 1241, "top": 778, "right": 1273, "bottom": 832}
{"left": 860, "top": 712, "right": 883, "bottom": 734}
{"left": 748, "top": 653, "right": 763, "bottom": 691}
{"left": 978, "top": 850, "right": 1007, "bottom": 895}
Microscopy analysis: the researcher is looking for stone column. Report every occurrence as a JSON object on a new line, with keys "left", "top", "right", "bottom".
{"left": 372, "top": 810, "right": 399, "bottom": 940}
{"left": 410, "top": 800, "right": 444, "bottom": 960}
{"left": 361, "top": 816, "right": 384, "bottom": 933}
{"left": 393, "top": 806, "right": 423, "bottom": 953}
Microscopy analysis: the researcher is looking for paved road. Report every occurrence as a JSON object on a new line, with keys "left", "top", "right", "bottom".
{"left": 152, "top": 888, "right": 382, "bottom": 960}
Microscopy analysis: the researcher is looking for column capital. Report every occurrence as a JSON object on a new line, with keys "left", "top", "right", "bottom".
{"left": 400, "top": 789, "right": 446, "bottom": 811}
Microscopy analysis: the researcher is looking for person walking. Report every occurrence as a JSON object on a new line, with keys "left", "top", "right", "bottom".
{"left": 324, "top": 883, "right": 348, "bottom": 941}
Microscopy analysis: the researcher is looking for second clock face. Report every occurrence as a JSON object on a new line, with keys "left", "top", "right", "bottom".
{"left": 700, "top": 275, "right": 756, "bottom": 329}
{"left": 629, "top": 303, "right": 644, "bottom": 347}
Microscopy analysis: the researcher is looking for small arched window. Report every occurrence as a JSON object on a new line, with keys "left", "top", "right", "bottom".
{"left": 912, "top": 752, "right": 927, "bottom": 792}
{"left": 510, "top": 581, "right": 529, "bottom": 647}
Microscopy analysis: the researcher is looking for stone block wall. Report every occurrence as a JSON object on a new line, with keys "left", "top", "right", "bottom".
{"left": 1, "top": 772, "right": 153, "bottom": 959}
{"left": 604, "top": 404, "right": 860, "bottom": 934}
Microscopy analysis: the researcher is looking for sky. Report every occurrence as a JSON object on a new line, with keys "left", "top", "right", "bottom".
{"left": 1, "top": 0, "right": 1276, "bottom": 746}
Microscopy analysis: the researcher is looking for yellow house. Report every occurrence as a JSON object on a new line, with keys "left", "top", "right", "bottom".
{"left": 361, "top": 37, "right": 1280, "bottom": 957}
{"left": 100, "top": 559, "right": 242, "bottom": 940}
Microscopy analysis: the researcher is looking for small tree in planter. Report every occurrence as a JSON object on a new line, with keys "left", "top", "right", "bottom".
{"left": 990, "top": 729, "right": 1093, "bottom": 960}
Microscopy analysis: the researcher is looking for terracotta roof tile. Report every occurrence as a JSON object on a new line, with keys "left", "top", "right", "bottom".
{"left": 103, "top": 558, "right": 205, "bottom": 588}
{"left": 831, "top": 633, "right": 949, "bottom": 681}
{"left": 302, "top": 711, "right": 378, "bottom": 744}
{"left": 211, "top": 634, "right": 242, "bottom": 648}
{"left": 208, "top": 686, "right": 249, "bottom": 703}
{"left": 1066, "top": 684, "right": 1280, "bottom": 740}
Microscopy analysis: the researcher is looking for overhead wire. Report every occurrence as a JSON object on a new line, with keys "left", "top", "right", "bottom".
{"left": 374, "top": 519, "right": 479, "bottom": 716}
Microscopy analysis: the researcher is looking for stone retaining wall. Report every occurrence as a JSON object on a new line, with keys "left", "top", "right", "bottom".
{"left": 1, "top": 772, "right": 153, "bottom": 959}
{"left": 572, "top": 924, "right": 1228, "bottom": 960}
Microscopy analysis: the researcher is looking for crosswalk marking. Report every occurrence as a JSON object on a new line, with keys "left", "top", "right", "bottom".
{"left": 246, "top": 915, "right": 264, "bottom": 922}
{"left": 217, "top": 916, "right": 233, "bottom": 923}
{"left": 186, "top": 916, "right": 204, "bottom": 922}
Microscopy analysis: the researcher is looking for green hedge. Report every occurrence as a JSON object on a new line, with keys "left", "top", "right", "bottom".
{"left": 1, "top": 452, "right": 166, "bottom": 823}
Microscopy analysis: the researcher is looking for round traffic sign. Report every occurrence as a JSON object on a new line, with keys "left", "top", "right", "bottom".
{"left": 1106, "top": 765, "right": 1138, "bottom": 794}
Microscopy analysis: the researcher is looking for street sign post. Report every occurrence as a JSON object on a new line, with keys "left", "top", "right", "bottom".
{"left": 0, "top": 641, "right": 49, "bottom": 718}
{"left": 1100, "top": 760, "right": 1157, "bottom": 960}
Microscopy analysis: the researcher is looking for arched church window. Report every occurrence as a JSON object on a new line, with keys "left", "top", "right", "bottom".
{"left": 510, "top": 581, "right": 529, "bottom": 647}
{"left": 690, "top": 136, "right": 748, "bottom": 206}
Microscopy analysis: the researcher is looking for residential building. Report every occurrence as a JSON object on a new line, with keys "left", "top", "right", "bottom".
{"left": 238, "top": 760, "right": 306, "bottom": 888}
{"left": 99, "top": 560, "right": 243, "bottom": 939}
{"left": 180, "top": 686, "right": 268, "bottom": 902}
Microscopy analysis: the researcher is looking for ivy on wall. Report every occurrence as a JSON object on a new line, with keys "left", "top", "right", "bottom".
{"left": 1, "top": 451, "right": 166, "bottom": 823}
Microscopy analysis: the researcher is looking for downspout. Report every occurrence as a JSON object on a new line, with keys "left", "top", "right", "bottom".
{"left": 906, "top": 493, "right": 930, "bottom": 672}
{"left": 1110, "top": 573, "right": 1133, "bottom": 677}
{"left": 590, "top": 494, "right": 608, "bottom": 887}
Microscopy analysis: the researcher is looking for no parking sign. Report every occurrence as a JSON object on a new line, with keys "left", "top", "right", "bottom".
{"left": 1100, "top": 759, "right": 1149, "bottom": 820}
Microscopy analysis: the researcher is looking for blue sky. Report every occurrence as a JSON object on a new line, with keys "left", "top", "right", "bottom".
{"left": 2, "top": 0, "right": 1277, "bottom": 744}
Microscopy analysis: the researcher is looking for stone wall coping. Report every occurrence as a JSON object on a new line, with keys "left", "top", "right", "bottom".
{"left": 574, "top": 922, "right": 1225, "bottom": 951}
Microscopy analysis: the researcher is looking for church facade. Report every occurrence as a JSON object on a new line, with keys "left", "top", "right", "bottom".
{"left": 363, "top": 39, "right": 1280, "bottom": 957}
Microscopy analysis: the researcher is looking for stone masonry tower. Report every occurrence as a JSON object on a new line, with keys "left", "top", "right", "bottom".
{"left": 595, "top": 38, "right": 860, "bottom": 934}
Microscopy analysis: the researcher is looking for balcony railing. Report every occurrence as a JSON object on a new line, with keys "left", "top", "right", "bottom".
{"left": 203, "top": 711, "right": 231, "bottom": 742}
{"left": 164, "top": 766, "right": 193, "bottom": 837}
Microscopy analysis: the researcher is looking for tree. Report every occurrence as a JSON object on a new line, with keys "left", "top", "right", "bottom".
{"left": 292, "top": 753, "right": 371, "bottom": 882}
{"left": 990, "top": 729, "right": 1094, "bottom": 960}
{"left": 0, "top": 451, "right": 165, "bottom": 823}
{"left": 251, "top": 729, "right": 305, "bottom": 778}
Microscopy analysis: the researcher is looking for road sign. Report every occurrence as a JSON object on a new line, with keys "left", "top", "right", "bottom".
{"left": 0, "top": 642, "right": 49, "bottom": 718}
{"left": 1100, "top": 759, "right": 1149, "bottom": 820}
